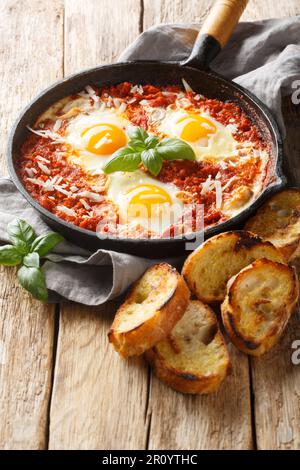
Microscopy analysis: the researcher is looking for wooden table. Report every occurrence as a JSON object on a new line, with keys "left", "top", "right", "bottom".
{"left": 1, "top": 0, "right": 300, "bottom": 450}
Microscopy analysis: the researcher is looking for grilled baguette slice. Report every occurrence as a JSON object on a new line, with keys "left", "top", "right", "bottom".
{"left": 245, "top": 188, "right": 300, "bottom": 261}
{"left": 182, "top": 231, "right": 285, "bottom": 303}
{"left": 221, "top": 258, "right": 299, "bottom": 356}
{"left": 145, "top": 300, "right": 230, "bottom": 394}
{"left": 108, "top": 263, "right": 190, "bottom": 357}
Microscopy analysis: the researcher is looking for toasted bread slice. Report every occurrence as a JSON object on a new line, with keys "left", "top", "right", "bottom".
{"left": 221, "top": 259, "right": 299, "bottom": 356}
{"left": 182, "top": 231, "right": 285, "bottom": 303}
{"left": 108, "top": 263, "right": 190, "bottom": 357}
{"left": 245, "top": 188, "right": 300, "bottom": 261}
{"left": 145, "top": 300, "right": 230, "bottom": 394}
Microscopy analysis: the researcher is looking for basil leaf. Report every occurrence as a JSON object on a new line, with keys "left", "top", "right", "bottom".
{"left": 141, "top": 149, "right": 163, "bottom": 176}
{"left": 23, "top": 252, "right": 40, "bottom": 268}
{"left": 127, "top": 139, "right": 146, "bottom": 152}
{"left": 127, "top": 126, "right": 148, "bottom": 142}
{"left": 30, "top": 232, "right": 64, "bottom": 257}
{"left": 103, "top": 147, "right": 141, "bottom": 174}
{"left": 0, "top": 245, "right": 23, "bottom": 266}
{"left": 145, "top": 135, "right": 159, "bottom": 149}
{"left": 156, "top": 138, "right": 196, "bottom": 161}
{"left": 17, "top": 266, "right": 48, "bottom": 302}
{"left": 7, "top": 219, "right": 36, "bottom": 253}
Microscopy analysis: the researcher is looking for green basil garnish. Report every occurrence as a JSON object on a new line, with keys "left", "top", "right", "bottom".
{"left": 0, "top": 218, "right": 64, "bottom": 302}
{"left": 103, "top": 126, "right": 195, "bottom": 176}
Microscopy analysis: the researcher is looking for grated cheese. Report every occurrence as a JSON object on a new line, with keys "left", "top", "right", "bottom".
{"left": 80, "top": 198, "right": 92, "bottom": 210}
{"left": 53, "top": 119, "right": 62, "bottom": 132}
{"left": 181, "top": 78, "right": 194, "bottom": 93}
{"left": 37, "top": 162, "right": 51, "bottom": 175}
{"left": 54, "top": 185, "right": 71, "bottom": 196}
{"left": 36, "top": 155, "right": 50, "bottom": 164}
{"left": 25, "top": 168, "right": 34, "bottom": 178}
{"left": 117, "top": 102, "right": 127, "bottom": 114}
{"left": 78, "top": 191, "right": 104, "bottom": 202}
{"left": 57, "top": 205, "right": 76, "bottom": 217}
{"left": 214, "top": 180, "right": 222, "bottom": 209}
{"left": 223, "top": 176, "right": 237, "bottom": 190}
{"left": 201, "top": 175, "right": 213, "bottom": 195}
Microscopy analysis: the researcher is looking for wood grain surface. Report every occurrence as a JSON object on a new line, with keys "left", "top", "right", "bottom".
{"left": 0, "top": 0, "right": 300, "bottom": 450}
{"left": 0, "top": 0, "right": 63, "bottom": 449}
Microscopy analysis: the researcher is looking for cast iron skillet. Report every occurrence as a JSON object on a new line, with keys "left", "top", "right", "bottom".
{"left": 7, "top": 0, "right": 285, "bottom": 258}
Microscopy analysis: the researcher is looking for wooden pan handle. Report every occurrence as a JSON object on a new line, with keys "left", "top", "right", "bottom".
{"left": 200, "top": 0, "right": 249, "bottom": 48}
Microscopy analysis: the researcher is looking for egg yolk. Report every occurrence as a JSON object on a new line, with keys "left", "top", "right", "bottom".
{"left": 177, "top": 115, "right": 216, "bottom": 142}
{"left": 127, "top": 184, "right": 172, "bottom": 218}
{"left": 81, "top": 123, "right": 127, "bottom": 155}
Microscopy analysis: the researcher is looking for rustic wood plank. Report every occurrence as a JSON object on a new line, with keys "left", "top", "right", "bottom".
{"left": 64, "top": 0, "right": 142, "bottom": 73}
{"left": 0, "top": 0, "right": 63, "bottom": 449}
{"left": 148, "top": 343, "right": 252, "bottom": 450}
{"left": 49, "top": 0, "right": 149, "bottom": 450}
{"left": 143, "top": 0, "right": 300, "bottom": 27}
{"left": 251, "top": 308, "right": 300, "bottom": 450}
{"left": 49, "top": 303, "right": 149, "bottom": 450}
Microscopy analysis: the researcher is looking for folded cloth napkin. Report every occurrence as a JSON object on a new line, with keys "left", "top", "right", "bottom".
{"left": 1, "top": 17, "right": 300, "bottom": 305}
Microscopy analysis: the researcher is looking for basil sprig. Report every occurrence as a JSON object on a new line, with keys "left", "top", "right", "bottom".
{"left": 103, "top": 126, "right": 196, "bottom": 176}
{"left": 0, "top": 219, "right": 64, "bottom": 302}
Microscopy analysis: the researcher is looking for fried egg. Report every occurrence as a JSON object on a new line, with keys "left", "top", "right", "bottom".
{"left": 158, "top": 109, "right": 237, "bottom": 160}
{"left": 64, "top": 109, "right": 129, "bottom": 173}
{"left": 108, "top": 171, "right": 184, "bottom": 234}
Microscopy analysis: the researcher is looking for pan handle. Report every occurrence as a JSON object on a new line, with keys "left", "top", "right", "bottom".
{"left": 182, "top": 0, "right": 248, "bottom": 69}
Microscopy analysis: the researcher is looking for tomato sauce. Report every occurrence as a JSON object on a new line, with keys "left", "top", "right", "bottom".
{"left": 18, "top": 82, "right": 267, "bottom": 238}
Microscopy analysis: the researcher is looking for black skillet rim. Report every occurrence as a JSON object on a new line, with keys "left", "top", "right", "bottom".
{"left": 7, "top": 60, "right": 286, "bottom": 246}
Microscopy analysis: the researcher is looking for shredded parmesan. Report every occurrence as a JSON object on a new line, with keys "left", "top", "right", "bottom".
{"left": 27, "top": 125, "right": 64, "bottom": 143}
{"left": 130, "top": 85, "right": 143, "bottom": 95}
{"left": 194, "top": 94, "right": 203, "bottom": 101}
{"left": 25, "top": 168, "right": 34, "bottom": 178}
{"left": 57, "top": 205, "right": 76, "bottom": 217}
{"left": 53, "top": 119, "right": 62, "bottom": 132}
{"left": 54, "top": 185, "right": 71, "bottom": 196}
{"left": 36, "top": 155, "right": 50, "bottom": 164}
{"left": 223, "top": 176, "right": 237, "bottom": 190}
{"left": 70, "top": 185, "right": 79, "bottom": 192}
{"left": 117, "top": 102, "right": 127, "bottom": 114}
{"left": 26, "top": 177, "right": 45, "bottom": 186}
{"left": 201, "top": 175, "right": 213, "bottom": 195}
{"left": 219, "top": 160, "right": 227, "bottom": 170}
{"left": 181, "top": 78, "right": 194, "bottom": 93}
{"left": 85, "top": 85, "right": 99, "bottom": 103}
{"left": 37, "top": 162, "right": 51, "bottom": 175}
{"left": 80, "top": 198, "right": 92, "bottom": 210}
{"left": 113, "top": 98, "right": 121, "bottom": 108}
{"left": 214, "top": 180, "right": 222, "bottom": 209}
{"left": 78, "top": 191, "right": 103, "bottom": 202}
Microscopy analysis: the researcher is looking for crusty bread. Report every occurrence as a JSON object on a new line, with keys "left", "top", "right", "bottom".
{"left": 182, "top": 231, "right": 285, "bottom": 303}
{"left": 145, "top": 300, "right": 230, "bottom": 394}
{"left": 245, "top": 188, "right": 300, "bottom": 261}
{"left": 108, "top": 263, "right": 190, "bottom": 357}
{"left": 221, "top": 258, "right": 299, "bottom": 356}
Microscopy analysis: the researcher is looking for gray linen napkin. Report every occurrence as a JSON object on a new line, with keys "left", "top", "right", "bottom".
{"left": 1, "top": 17, "right": 300, "bottom": 305}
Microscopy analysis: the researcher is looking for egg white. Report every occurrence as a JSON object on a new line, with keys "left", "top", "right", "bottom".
{"left": 63, "top": 109, "right": 130, "bottom": 173}
{"left": 158, "top": 109, "right": 238, "bottom": 161}
{"left": 107, "top": 170, "right": 184, "bottom": 234}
